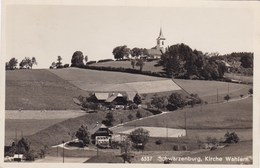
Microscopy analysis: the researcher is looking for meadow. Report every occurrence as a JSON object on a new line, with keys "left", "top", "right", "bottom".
{"left": 6, "top": 69, "right": 88, "bottom": 110}
{"left": 90, "top": 60, "right": 164, "bottom": 73}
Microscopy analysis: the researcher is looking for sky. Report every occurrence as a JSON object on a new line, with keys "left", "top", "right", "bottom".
{"left": 4, "top": 3, "right": 255, "bottom": 69}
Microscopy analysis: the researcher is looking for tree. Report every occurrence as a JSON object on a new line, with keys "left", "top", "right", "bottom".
{"left": 31, "top": 57, "right": 37, "bottom": 68}
{"left": 131, "top": 47, "right": 142, "bottom": 57}
{"left": 120, "top": 138, "right": 133, "bottom": 163}
{"left": 71, "top": 51, "right": 84, "bottom": 67}
{"left": 17, "top": 137, "right": 30, "bottom": 154}
{"left": 240, "top": 54, "right": 253, "bottom": 68}
{"left": 102, "top": 112, "right": 115, "bottom": 126}
{"left": 56, "top": 56, "right": 62, "bottom": 67}
{"left": 151, "top": 96, "right": 168, "bottom": 110}
{"left": 8, "top": 57, "right": 18, "bottom": 70}
{"left": 50, "top": 62, "right": 56, "bottom": 69}
{"left": 127, "top": 114, "right": 133, "bottom": 121}
{"left": 129, "top": 128, "right": 150, "bottom": 150}
{"left": 224, "top": 131, "right": 239, "bottom": 143}
{"left": 131, "top": 59, "right": 136, "bottom": 69}
{"left": 136, "top": 59, "right": 145, "bottom": 71}
{"left": 75, "top": 125, "right": 90, "bottom": 146}
{"left": 136, "top": 110, "right": 142, "bottom": 118}
{"left": 168, "top": 93, "right": 185, "bottom": 108}
{"left": 133, "top": 93, "right": 142, "bottom": 105}
{"left": 112, "top": 45, "right": 130, "bottom": 60}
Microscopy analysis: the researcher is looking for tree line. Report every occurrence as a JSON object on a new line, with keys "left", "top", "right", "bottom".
{"left": 6, "top": 57, "right": 37, "bottom": 70}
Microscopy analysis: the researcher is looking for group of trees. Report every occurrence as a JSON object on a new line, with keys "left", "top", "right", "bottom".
{"left": 150, "top": 92, "right": 202, "bottom": 111}
{"left": 6, "top": 57, "right": 37, "bottom": 70}
{"left": 71, "top": 51, "right": 88, "bottom": 67}
{"left": 131, "top": 59, "right": 145, "bottom": 71}
{"left": 160, "top": 43, "right": 227, "bottom": 80}
{"left": 112, "top": 45, "right": 149, "bottom": 60}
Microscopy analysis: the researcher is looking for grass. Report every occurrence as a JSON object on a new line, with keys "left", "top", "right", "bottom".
{"left": 49, "top": 68, "right": 181, "bottom": 94}
{"left": 125, "top": 97, "right": 252, "bottom": 130}
{"left": 173, "top": 78, "right": 252, "bottom": 103}
{"left": 5, "top": 119, "right": 64, "bottom": 146}
{"left": 224, "top": 73, "right": 253, "bottom": 84}
{"left": 90, "top": 60, "right": 164, "bottom": 73}
{"left": 24, "top": 109, "right": 153, "bottom": 152}
{"left": 6, "top": 69, "right": 88, "bottom": 110}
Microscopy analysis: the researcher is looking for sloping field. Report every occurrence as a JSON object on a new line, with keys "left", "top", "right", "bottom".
{"left": 49, "top": 68, "right": 181, "bottom": 94}
{"left": 6, "top": 69, "right": 88, "bottom": 110}
{"left": 173, "top": 78, "right": 252, "bottom": 103}
{"left": 112, "top": 126, "right": 186, "bottom": 138}
{"left": 174, "top": 79, "right": 251, "bottom": 97}
{"left": 125, "top": 98, "right": 252, "bottom": 130}
{"left": 90, "top": 60, "right": 164, "bottom": 73}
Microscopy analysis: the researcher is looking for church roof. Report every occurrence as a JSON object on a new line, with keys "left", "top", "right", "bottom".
{"left": 157, "top": 28, "right": 166, "bottom": 40}
{"left": 147, "top": 49, "right": 162, "bottom": 56}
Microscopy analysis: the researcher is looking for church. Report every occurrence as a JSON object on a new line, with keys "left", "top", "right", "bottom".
{"left": 146, "top": 28, "right": 166, "bottom": 59}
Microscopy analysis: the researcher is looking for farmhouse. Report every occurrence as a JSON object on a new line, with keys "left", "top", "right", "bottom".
{"left": 90, "top": 123, "right": 113, "bottom": 147}
{"left": 90, "top": 92, "right": 135, "bottom": 106}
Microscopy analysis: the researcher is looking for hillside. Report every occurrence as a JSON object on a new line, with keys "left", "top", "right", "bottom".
{"left": 90, "top": 60, "right": 164, "bottom": 73}
{"left": 5, "top": 69, "right": 88, "bottom": 110}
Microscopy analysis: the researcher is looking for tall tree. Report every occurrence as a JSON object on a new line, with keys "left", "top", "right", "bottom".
{"left": 129, "top": 128, "right": 150, "bottom": 150}
{"left": 136, "top": 59, "right": 145, "bottom": 71}
{"left": 71, "top": 51, "right": 84, "bottom": 67}
{"left": 112, "top": 45, "right": 130, "bottom": 60}
{"left": 57, "top": 56, "right": 62, "bottom": 67}
{"left": 31, "top": 57, "right": 37, "bottom": 69}
{"left": 85, "top": 55, "right": 88, "bottom": 64}
{"left": 133, "top": 93, "right": 142, "bottom": 105}
{"left": 75, "top": 125, "right": 90, "bottom": 146}
{"left": 7, "top": 57, "right": 18, "bottom": 70}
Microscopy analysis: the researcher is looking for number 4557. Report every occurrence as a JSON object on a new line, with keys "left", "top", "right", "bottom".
{"left": 141, "top": 156, "right": 153, "bottom": 162}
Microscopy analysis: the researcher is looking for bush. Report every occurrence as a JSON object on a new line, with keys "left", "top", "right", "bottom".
{"left": 97, "top": 59, "right": 114, "bottom": 63}
{"left": 64, "top": 64, "right": 69, "bottom": 68}
{"left": 173, "top": 145, "right": 179, "bottom": 151}
{"left": 181, "top": 145, "right": 187, "bottom": 151}
{"left": 136, "top": 111, "right": 142, "bottom": 118}
{"left": 248, "top": 88, "right": 253, "bottom": 94}
{"left": 86, "top": 61, "right": 97, "bottom": 65}
{"left": 155, "top": 139, "right": 162, "bottom": 145}
{"left": 224, "top": 94, "right": 231, "bottom": 101}
{"left": 127, "top": 114, "right": 134, "bottom": 121}
{"left": 224, "top": 131, "right": 240, "bottom": 143}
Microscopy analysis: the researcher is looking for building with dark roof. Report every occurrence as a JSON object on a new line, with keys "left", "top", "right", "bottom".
{"left": 146, "top": 28, "right": 166, "bottom": 59}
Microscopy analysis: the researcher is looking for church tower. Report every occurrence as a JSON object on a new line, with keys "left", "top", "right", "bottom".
{"left": 156, "top": 27, "right": 166, "bottom": 53}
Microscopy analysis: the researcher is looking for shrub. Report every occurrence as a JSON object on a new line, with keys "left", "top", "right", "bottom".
{"left": 224, "top": 131, "right": 240, "bottom": 143}
{"left": 97, "top": 59, "right": 114, "bottom": 63}
{"left": 64, "top": 64, "right": 69, "bottom": 68}
{"left": 128, "top": 114, "right": 133, "bottom": 121}
{"left": 248, "top": 88, "right": 253, "bottom": 94}
{"left": 181, "top": 145, "right": 187, "bottom": 151}
{"left": 155, "top": 139, "right": 162, "bottom": 145}
{"left": 173, "top": 145, "right": 179, "bottom": 151}
{"left": 86, "top": 61, "right": 97, "bottom": 65}
{"left": 136, "top": 111, "right": 142, "bottom": 118}
{"left": 224, "top": 94, "right": 231, "bottom": 101}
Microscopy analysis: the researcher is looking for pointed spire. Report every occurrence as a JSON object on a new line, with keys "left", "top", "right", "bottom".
{"left": 158, "top": 27, "right": 165, "bottom": 40}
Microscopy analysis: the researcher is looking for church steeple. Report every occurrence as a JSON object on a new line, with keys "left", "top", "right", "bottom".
{"left": 158, "top": 27, "right": 166, "bottom": 40}
{"left": 156, "top": 27, "right": 166, "bottom": 53}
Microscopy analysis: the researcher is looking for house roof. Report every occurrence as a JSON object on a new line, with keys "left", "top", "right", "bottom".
{"left": 105, "top": 94, "right": 118, "bottom": 103}
{"left": 147, "top": 49, "right": 162, "bottom": 56}
{"left": 94, "top": 93, "right": 109, "bottom": 100}
{"left": 89, "top": 123, "right": 106, "bottom": 135}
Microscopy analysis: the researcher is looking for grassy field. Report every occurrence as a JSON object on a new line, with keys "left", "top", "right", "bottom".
{"left": 224, "top": 73, "right": 253, "bottom": 84}
{"left": 90, "top": 60, "right": 164, "bottom": 73}
{"left": 49, "top": 68, "right": 181, "bottom": 94}
{"left": 173, "top": 79, "right": 252, "bottom": 103}
{"left": 125, "top": 97, "right": 252, "bottom": 129}
{"left": 24, "top": 108, "right": 152, "bottom": 152}
{"left": 6, "top": 69, "right": 88, "bottom": 110}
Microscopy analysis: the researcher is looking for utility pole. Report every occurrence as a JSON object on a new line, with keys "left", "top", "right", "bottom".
{"left": 62, "top": 141, "right": 65, "bottom": 163}
{"left": 184, "top": 110, "right": 187, "bottom": 137}
{"left": 217, "top": 88, "right": 219, "bottom": 103}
